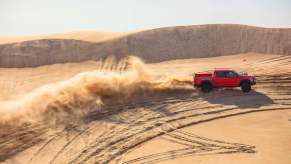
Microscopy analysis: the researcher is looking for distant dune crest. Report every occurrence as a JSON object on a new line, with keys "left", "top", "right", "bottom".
{"left": 0, "top": 24, "right": 291, "bottom": 67}
{"left": 0, "top": 31, "right": 128, "bottom": 44}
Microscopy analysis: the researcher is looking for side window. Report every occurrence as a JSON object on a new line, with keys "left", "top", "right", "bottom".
{"left": 216, "top": 71, "right": 227, "bottom": 78}
{"left": 226, "top": 71, "right": 237, "bottom": 78}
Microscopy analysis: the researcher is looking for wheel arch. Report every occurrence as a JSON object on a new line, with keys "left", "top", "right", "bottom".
{"left": 240, "top": 79, "right": 251, "bottom": 86}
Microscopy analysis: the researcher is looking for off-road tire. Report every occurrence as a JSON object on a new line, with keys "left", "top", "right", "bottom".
{"left": 201, "top": 82, "right": 213, "bottom": 93}
{"left": 241, "top": 81, "right": 251, "bottom": 92}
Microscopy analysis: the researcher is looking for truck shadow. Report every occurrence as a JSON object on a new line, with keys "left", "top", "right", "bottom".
{"left": 198, "top": 89, "right": 273, "bottom": 109}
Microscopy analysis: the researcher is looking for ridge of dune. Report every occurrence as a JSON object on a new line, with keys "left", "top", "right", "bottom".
{"left": 0, "top": 31, "right": 128, "bottom": 44}
{"left": 0, "top": 24, "right": 291, "bottom": 67}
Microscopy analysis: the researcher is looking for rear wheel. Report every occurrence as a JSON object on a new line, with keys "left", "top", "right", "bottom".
{"left": 241, "top": 81, "right": 251, "bottom": 92}
{"left": 201, "top": 83, "right": 213, "bottom": 93}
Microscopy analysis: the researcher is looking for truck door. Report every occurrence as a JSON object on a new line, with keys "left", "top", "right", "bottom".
{"left": 214, "top": 71, "right": 228, "bottom": 87}
{"left": 225, "top": 71, "right": 240, "bottom": 87}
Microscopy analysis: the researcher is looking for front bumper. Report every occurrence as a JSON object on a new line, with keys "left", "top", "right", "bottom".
{"left": 251, "top": 78, "right": 256, "bottom": 85}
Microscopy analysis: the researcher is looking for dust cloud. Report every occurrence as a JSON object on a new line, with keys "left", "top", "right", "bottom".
{"left": 0, "top": 56, "right": 194, "bottom": 125}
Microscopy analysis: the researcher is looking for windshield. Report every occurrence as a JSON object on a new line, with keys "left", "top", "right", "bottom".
{"left": 235, "top": 70, "right": 248, "bottom": 76}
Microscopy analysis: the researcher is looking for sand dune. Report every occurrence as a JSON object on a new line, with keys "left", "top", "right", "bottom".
{"left": 0, "top": 24, "right": 291, "bottom": 67}
{"left": 0, "top": 53, "right": 290, "bottom": 164}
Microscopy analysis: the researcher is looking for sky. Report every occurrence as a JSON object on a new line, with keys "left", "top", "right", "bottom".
{"left": 0, "top": 0, "right": 291, "bottom": 36}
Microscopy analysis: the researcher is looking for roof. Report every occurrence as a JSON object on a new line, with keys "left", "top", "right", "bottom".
{"left": 214, "top": 68, "right": 234, "bottom": 71}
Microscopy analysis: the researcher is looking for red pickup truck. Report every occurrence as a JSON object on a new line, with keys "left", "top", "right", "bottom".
{"left": 193, "top": 68, "right": 256, "bottom": 93}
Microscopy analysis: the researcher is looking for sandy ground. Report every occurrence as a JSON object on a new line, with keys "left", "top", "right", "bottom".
{"left": 0, "top": 53, "right": 291, "bottom": 164}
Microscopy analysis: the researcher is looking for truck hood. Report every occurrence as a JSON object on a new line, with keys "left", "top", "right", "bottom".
{"left": 240, "top": 72, "right": 255, "bottom": 77}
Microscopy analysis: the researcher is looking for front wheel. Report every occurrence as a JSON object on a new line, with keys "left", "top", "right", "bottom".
{"left": 241, "top": 82, "right": 251, "bottom": 92}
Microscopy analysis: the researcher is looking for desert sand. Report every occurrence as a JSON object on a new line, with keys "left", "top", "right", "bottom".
{"left": 0, "top": 52, "right": 290, "bottom": 164}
